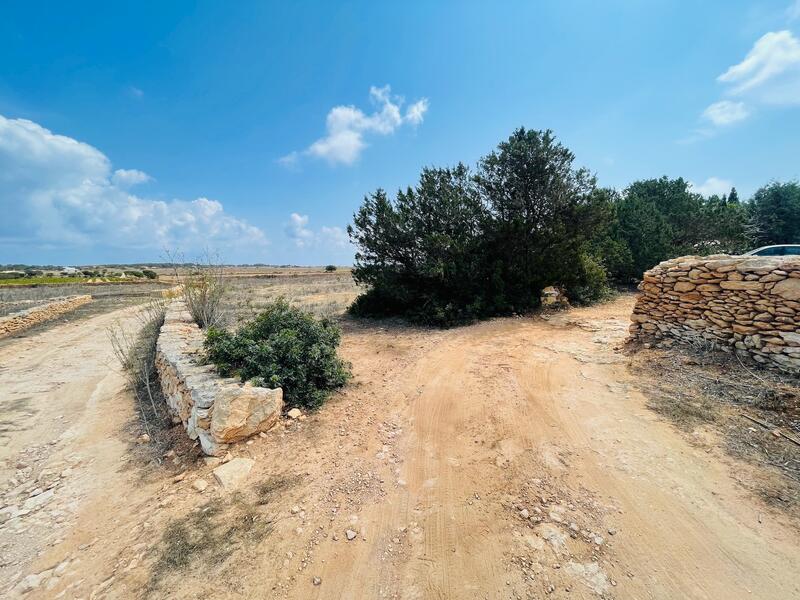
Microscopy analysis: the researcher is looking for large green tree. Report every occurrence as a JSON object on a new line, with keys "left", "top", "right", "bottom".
{"left": 348, "top": 129, "right": 612, "bottom": 325}
{"left": 348, "top": 164, "right": 489, "bottom": 324}
{"left": 475, "top": 128, "right": 607, "bottom": 308}
{"left": 749, "top": 182, "right": 800, "bottom": 246}
{"left": 700, "top": 188, "right": 749, "bottom": 254}
{"left": 614, "top": 177, "right": 736, "bottom": 278}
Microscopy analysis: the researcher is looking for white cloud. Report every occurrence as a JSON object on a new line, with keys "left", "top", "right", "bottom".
{"left": 690, "top": 177, "right": 733, "bottom": 197}
{"left": 285, "top": 212, "right": 315, "bottom": 248}
{"left": 319, "top": 226, "right": 350, "bottom": 248}
{"left": 277, "top": 151, "right": 300, "bottom": 168}
{"left": 0, "top": 114, "right": 267, "bottom": 252}
{"left": 283, "top": 85, "right": 429, "bottom": 166}
{"left": 405, "top": 98, "right": 429, "bottom": 126}
{"left": 693, "top": 29, "right": 800, "bottom": 138}
{"left": 112, "top": 168, "right": 152, "bottom": 187}
{"left": 284, "top": 214, "right": 352, "bottom": 250}
{"left": 718, "top": 30, "right": 800, "bottom": 103}
{"left": 702, "top": 100, "right": 750, "bottom": 126}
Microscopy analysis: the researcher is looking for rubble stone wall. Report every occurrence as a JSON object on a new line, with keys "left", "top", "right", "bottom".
{"left": 0, "top": 295, "right": 92, "bottom": 338}
{"left": 630, "top": 254, "right": 800, "bottom": 373}
{"left": 155, "top": 300, "right": 283, "bottom": 455}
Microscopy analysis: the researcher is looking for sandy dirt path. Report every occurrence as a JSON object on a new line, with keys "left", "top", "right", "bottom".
{"left": 0, "top": 305, "right": 173, "bottom": 598}
{"left": 1, "top": 295, "right": 799, "bottom": 599}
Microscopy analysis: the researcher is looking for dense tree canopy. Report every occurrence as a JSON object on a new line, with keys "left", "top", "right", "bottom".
{"left": 749, "top": 182, "right": 800, "bottom": 246}
{"left": 348, "top": 127, "right": 800, "bottom": 326}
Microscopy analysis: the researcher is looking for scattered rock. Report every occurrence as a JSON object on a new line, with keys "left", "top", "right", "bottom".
{"left": 15, "top": 573, "right": 43, "bottom": 594}
{"left": 212, "top": 457, "right": 255, "bottom": 491}
{"left": 345, "top": 529, "right": 357, "bottom": 541}
{"left": 287, "top": 408, "right": 302, "bottom": 419}
{"left": 138, "top": 433, "right": 151, "bottom": 443}
{"left": 192, "top": 479, "right": 209, "bottom": 492}
{"left": 312, "top": 576, "right": 322, "bottom": 586}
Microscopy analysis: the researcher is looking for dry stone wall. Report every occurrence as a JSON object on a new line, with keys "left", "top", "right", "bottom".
{"left": 630, "top": 255, "right": 800, "bottom": 373}
{"left": 0, "top": 295, "right": 92, "bottom": 338}
{"left": 156, "top": 300, "right": 283, "bottom": 455}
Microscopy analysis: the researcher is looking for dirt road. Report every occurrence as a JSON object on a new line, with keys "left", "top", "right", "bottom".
{"left": 1, "top": 296, "right": 799, "bottom": 599}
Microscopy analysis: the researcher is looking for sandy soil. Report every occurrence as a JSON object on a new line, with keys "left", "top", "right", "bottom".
{"left": 1, "top": 295, "right": 799, "bottom": 599}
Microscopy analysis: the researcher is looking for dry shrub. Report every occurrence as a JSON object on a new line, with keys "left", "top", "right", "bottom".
{"left": 166, "top": 250, "right": 227, "bottom": 328}
{"left": 108, "top": 299, "right": 168, "bottom": 439}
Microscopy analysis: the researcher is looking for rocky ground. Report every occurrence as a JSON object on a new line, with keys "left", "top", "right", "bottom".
{"left": 1, "top": 295, "right": 799, "bottom": 599}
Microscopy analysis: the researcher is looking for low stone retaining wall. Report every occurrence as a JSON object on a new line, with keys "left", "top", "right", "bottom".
{"left": 629, "top": 254, "right": 800, "bottom": 373}
{"left": 155, "top": 300, "right": 283, "bottom": 455}
{"left": 0, "top": 295, "right": 92, "bottom": 338}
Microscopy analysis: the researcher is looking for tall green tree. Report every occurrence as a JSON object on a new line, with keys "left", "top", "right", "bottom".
{"left": 700, "top": 189, "right": 749, "bottom": 254}
{"left": 348, "top": 129, "right": 612, "bottom": 325}
{"left": 476, "top": 128, "right": 608, "bottom": 309}
{"left": 749, "top": 182, "right": 800, "bottom": 246}
{"left": 615, "top": 177, "right": 713, "bottom": 278}
{"left": 348, "top": 164, "right": 488, "bottom": 324}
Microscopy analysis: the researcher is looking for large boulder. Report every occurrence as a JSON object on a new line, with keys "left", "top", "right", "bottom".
{"left": 211, "top": 385, "right": 283, "bottom": 443}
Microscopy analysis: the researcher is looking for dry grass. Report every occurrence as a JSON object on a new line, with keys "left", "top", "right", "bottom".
{"left": 148, "top": 476, "right": 296, "bottom": 592}
{"left": 149, "top": 495, "right": 272, "bottom": 585}
{"left": 220, "top": 270, "right": 360, "bottom": 327}
{"left": 629, "top": 341, "right": 800, "bottom": 516}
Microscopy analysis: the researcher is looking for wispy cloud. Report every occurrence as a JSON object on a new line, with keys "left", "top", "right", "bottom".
{"left": 281, "top": 85, "right": 428, "bottom": 167}
{"left": 285, "top": 213, "right": 351, "bottom": 250}
{"left": 718, "top": 30, "right": 800, "bottom": 101}
{"left": 0, "top": 115, "right": 267, "bottom": 252}
{"left": 702, "top": 100, "right": 750, "bottom": 126}
{"left": 111, "top": 168, "right": 152, "bottom": 187}
{"left": 690, "top": 177, "right": 733, "bottom": 197}
{"left": 692, "top": 27, "right": 800, "bottom": 140}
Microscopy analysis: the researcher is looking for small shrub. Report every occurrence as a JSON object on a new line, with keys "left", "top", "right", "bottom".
{"left": 324, "top": 265, "right": 337, "bottom": 272}
{"left": 205, "top": 299, "right": 350, "bottom": 409}
{"left": 142, "top": 269, "right": 158, "bottom": 279}
{"left": 124, "top": 270, "right": 144, "bottom": 278}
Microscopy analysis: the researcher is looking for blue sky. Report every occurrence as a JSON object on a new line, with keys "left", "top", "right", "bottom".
{"left": 2, "top": 1, "right": 800, "bottom": 266}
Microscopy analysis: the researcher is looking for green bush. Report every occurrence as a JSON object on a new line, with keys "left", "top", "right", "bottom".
{"left": 124, "top": 270, "right": 144, "bottom": 278}
{"left": 566, "top": 253, "right": 612, "bottom": 305}
{"left": 324, "top": 265, "right": 337, "bottom": 272}
{"left": 205, "top": 300, "right": 350, "bottom": 409}
{"left": 142, "top": 269, "right": 158, "bottom": 279}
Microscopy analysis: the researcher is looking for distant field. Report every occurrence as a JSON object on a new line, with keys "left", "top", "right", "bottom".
{"left": 0, "top": 276, "right": 132, "bottom": 286}
{"left": 0, "top": 281, "right": 170, "bottom": 318}
{"left": 220, "top": 269, "right": 360, "bottom": 327}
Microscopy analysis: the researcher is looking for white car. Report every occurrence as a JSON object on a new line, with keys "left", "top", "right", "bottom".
{"left": 743, "top": 244, "right": 800, "bottom": 257}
